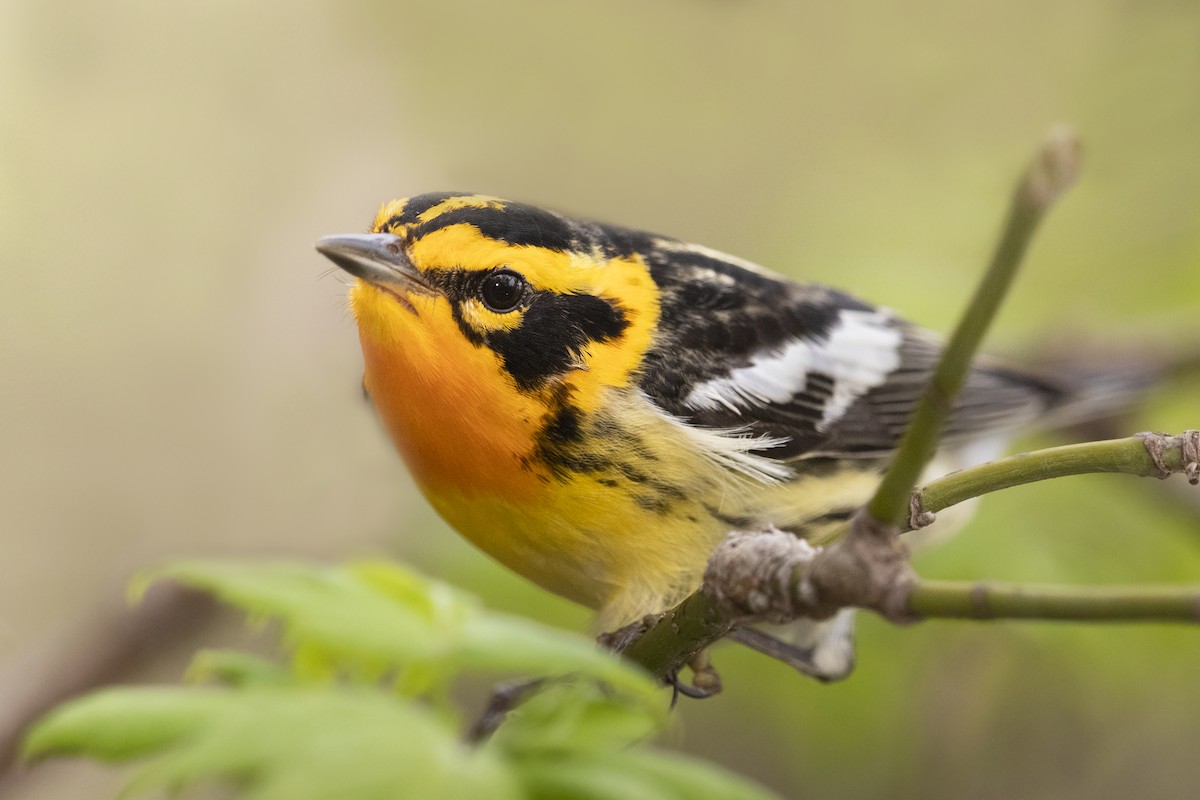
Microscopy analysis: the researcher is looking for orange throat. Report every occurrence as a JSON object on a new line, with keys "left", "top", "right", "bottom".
{"left": 353, "top": 285, "right": 547, "bottom": 501}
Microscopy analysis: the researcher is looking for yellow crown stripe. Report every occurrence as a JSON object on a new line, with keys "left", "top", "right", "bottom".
{"left": 415, "top": 194, "right": 507, "bottom": 223}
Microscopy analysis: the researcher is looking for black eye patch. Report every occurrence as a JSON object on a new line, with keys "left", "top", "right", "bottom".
{"left": 428, "top": 267, "right": 631, "bottom": 390}
{"left": 488, "top": 292, "right": 630, "bottom": 391}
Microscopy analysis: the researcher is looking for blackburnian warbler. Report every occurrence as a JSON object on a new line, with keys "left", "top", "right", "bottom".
{"left": 317, "top": 193, "right": 1100, "bottom": 678}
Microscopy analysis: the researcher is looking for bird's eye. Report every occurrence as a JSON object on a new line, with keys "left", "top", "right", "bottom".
{"left": 479, "top": 269, "right": 527, "bottom": 313}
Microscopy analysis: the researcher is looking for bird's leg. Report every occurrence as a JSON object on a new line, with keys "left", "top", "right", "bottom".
{"left": 466, "top": 677, "right": 546, "bottom": 743}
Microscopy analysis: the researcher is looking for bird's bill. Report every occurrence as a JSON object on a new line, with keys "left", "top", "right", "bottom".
{"left": 315, "top": 233, "right": 437, "bottom": 296}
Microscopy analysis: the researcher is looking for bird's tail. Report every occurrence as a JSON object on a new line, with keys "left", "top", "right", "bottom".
{"left": 1028, "top": 338, "right": 1189, "bottom": 431}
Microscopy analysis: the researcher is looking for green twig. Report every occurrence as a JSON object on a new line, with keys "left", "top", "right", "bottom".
{"left": 866, "top": 126, "right": 1082, "bottom": 525}
{"left": 908, "top": 579, "right": 1200, "bottom": 622}
{"left": 910, "top": 432, "right": 1200, "bottom": 529}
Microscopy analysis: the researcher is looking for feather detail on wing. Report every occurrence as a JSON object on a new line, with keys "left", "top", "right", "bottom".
{"left": 634, "top": 236, "right": 1066, "bottom": 463}
{"left": 796, "top": 329, "right": 1063, "bottom": 459}
{"left": 642, "top": 392, "right": 794, "bottom": 484}
{"left": 682, "top": 308, "right": 903, "bottom": 433}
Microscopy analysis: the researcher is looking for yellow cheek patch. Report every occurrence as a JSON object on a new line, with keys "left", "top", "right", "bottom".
{"left": 405, "top": 223, "right": 661, "bottom": 412}
{"left": 559, "top": 254, "right": 659, "bottom": 414}
{"left": 457, "top": 298, "right": 525, "bottom": 335}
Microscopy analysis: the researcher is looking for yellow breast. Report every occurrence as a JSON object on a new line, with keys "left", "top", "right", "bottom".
{"left": 416, "top": 390, "right": 746, "bottom": 629}
{"left": 351, "top": 283, "right": 732, "bottom": 625}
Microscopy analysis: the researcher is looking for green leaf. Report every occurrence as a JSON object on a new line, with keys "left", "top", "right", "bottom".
{"left": 28, "top": 559, "right": 776, "bottom": 800}
{"left": 518, "top": 760, "right": 670, "bottom": 800}
{"left": 135, "top": 560, "right": 662, "bottom": 710}
{"left": 516, "top": 750, "right": 780, "bottom": 800}
{"left": 134, "top": 561, "right": 463, "bottom": 677}
{"left": 611, "top": 750, "right": 781, "bottom": 800}
{"left": 489, "top": 680, "right": 661, "bottom": 757}
{"left": 457, "top": 614, "right": 662, "bottom": 707}
{"left": 27, "top": 685, "right": 522, "bottom": 800}
{"left": 25, "top": 687, "right": 229, "bottom": 762}
{"left": 185, "top": 650, "right": 293, "bottom": 687}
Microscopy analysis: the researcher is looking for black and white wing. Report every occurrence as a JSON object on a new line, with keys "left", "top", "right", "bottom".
{"left": 632, "top": 237, "right": 1065, "bottom": 462}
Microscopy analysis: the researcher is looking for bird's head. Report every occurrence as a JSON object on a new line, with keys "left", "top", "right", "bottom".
{"left": 316, "top": 193, "right": 662, "bottom": 493}
{"left": 318, "top": 193, "right": 661, "bottom": 400}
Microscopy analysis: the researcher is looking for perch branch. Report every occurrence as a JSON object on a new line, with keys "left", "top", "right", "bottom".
{"left": 908, "top": 580, "right": 1200, "bottom": 622}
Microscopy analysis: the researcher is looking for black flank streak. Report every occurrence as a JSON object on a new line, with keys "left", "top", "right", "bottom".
{"left": 528, "top": 387, "right": 686, "bottom": 512}
{"left": 616, "top": 463, "right": 648, "bottom": 484}
{"left": 652, "top": 481, "right": 686, "bottom": 501}
{"left": 528, "top": 386, "right": 611, "bottom": 479}
{"left": 634, "top": 493, "right": 671, "bottom": 514}
{"left": 639, "top": 478, "right": 685, "bottom": 515}
{"left": 703, "top": 504, "right": 753, "bottom": 530}
{"left": 807, "top": 508, "right": 858, "bottom": 527}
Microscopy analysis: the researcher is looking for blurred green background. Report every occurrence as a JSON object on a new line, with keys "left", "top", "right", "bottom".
{"left": 3, "top": 1, "right": 1199, "bottom": 798}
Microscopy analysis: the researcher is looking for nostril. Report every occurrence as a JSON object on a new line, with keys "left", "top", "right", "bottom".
{"left": 386, "top": 242, "right": 402, "bottom": 256}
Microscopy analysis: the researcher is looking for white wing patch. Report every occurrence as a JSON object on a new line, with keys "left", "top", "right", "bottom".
{"left": 684, "top": 309, "right": 903, "bottom": 431}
